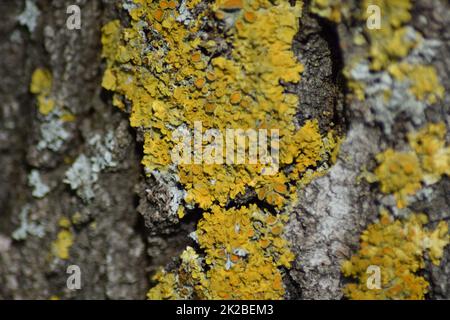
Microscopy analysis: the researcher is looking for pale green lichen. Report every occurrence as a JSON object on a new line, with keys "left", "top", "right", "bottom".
{"left": 64, "top": 154, "right": 97, "bottom": 202}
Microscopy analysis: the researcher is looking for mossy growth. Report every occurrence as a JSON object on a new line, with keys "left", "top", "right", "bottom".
{"left": 373, "top": 122, "right": 449, "bottom": 208}
{"left": 102, "top": 0, "right": 340, "bottom": 299}
{"left": 342, "top": 210, "right": 449, "bottom": 300}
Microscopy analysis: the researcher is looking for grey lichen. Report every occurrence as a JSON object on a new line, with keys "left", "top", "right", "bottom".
{"left": 88, "top": 131, "right": 118, "bottom": 172}
{"left": 12, "top": 205, "right": 45, "bottom": 241}
{"left": 64, "top": 131, "right": 118, "bottom": 202}
{"left": 64, "top": 154, "right": 96, "bottom": 202}
{"left": 17, "top": 0, "right": 40, "bottom": 33}
{"left": 176, "top": 0, "right": 194, "bottom": 25}
{"left": 37, "top": 119, "right": 70, "bottom": 152}
{"left": 148, "top": 169, "right": 185, "bottom": 216}
{"left": 348, "top": 28, "right": 443, "bottom": 135}
{"left": 350, "top": 61, "right": 427, "bottom": 135}
{"left": 28, "top": 170, "right": 50, "bottom": 198}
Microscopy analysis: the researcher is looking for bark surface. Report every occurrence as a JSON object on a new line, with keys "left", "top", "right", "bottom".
{"left": 0, "top": 0, "right": 448, "bottom": 299}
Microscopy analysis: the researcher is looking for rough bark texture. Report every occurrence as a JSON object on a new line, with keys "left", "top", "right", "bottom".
{"left": 0, "top": 0, "right": 449, "bottom": 300}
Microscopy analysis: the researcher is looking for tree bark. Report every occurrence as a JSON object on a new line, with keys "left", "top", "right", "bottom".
{"left": 0, "top": 0, "right": 449, "bottom": 299}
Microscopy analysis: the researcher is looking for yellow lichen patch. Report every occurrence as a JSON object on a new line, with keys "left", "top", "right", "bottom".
{"left": 344, "top": 1, "right": 444, "bottom": 105}
{"left": 51, "top": 230, "right": 74, "bottom": 260}
{"left": 30, "top": 68, "right": 55, "bottom": 115}
{"left": 58, "top": 217, "right": 71, "bottom": 228}
{"left": 148, "top": 205, "right": 294, "bottom": 299}
{"left": 408, "top": 122, "right": 450, "bottom": 184}
{"left": 342, "top": 211, "right": 449, "bottom": 300}
{"left": 51, "top": 217, "right": 74, "bottom": 260}
{"left": 219, "top": 0, "right": 243, "bottom": 10}
{"left": 388, "top": 63, "right": 445, "bottom": 104}
{"left": 147, "top": 269, "right": 180, "bottom": 300}
{"left": 147, "top": 247, "right": 211, "bottom": 300}
{"left": 311, "top": 0, "right": 343, "bottom": 23}
{"left": 102, "top": 0, "right": 340, "bottom": 300}
{"left": 361, "top": 0, "right": 417, "bottom": 71}
{"left": 373, "top": 123, "right": 449, "bottom": 208}
{"left": 101, "top": 0, "right": 337, "bottom": 210}
{"left": 344, "top": 67, "right": 366, "bottom": 101}
{"left": 374, "top": 149, "right": 422, "bottom": 208}
{"left": 60, "top": 113, "right": 76, "bottom": 122}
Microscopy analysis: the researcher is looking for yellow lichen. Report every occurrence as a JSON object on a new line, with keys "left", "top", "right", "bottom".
{"left": 373, "top": 123, "right": 449, "bottom": 208}
{"left": 345, "top": 0, "right": 445, "bottom": 104}
{"left": 30, "top": 68, "right": 55, "bottom": 115}
{"left": 102, "top": 0, "right": 340, "bottom": 299}
{"left": 58, "top": 217, "right": 71, "bottom": 228}
{"left": 374, "top": 149, "right": 422, "bottom": 209}
{"left": 101, "top": 0, "right": 340, "bottom": 210}
{"left": 388, "top": 63, "right": 445, "bottom": 104}
{"left": 342, "top": 210, "right": 449, "bottom": 300}
{"left": 51, "top": 217, "right": 74, "bottom": 260}
{"left": 311, "top": 0, "right": 343, "bottom": 23}
{"left": 51, "top": 230, "right": 74, "bottom": 260}
{"left": 147, "top": 269, "right": 180, "bottom": 300}
{"left": 148, "top": 205, "right": 293, "bottom": 299}
{"left": 361, "top": 0, "right": 417, "bottom": 71}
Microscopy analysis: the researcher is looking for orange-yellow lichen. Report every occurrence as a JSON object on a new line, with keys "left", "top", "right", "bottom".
{"left": 361, "top": 0, "right": 417, "bottom": 71}
{"left": 102, "top": 0, "right": 339, "bottom": 300}
{"left": 388, "top": 63, "right": 445, "bottom": 104}
{"left": 342, "top": 210, "right": 449, "bottom": 300}
{"left": 148, "top": 205, "right": 294, "bottom": 299}
{"left": 345, "top": 0, "right": 445, "bottom": 105}
{"left": 30, "top": 68, "right": 55, "bottom": 115}
{"left": 374, "top": 149, "right": 422, "bottom": 209}
{"left": 373, "top": 123, "right": 449, "bottom": 208}
{"left": 51, "top": 218, "right": 74, "bottom": 260}
{"left": 101, "top": 0, "right": 338, "bottom": 211}
{"left": 408, "top": 122, "right": 450, "bottom": 184}
{"left": 311, "top": 0, "right": 343, "bottom": 23}
{"left": 147, "top": 269, "right": 180, "bottom": 300}
{"left": 219, "top": 0, "right": 243, "bottom": 10}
